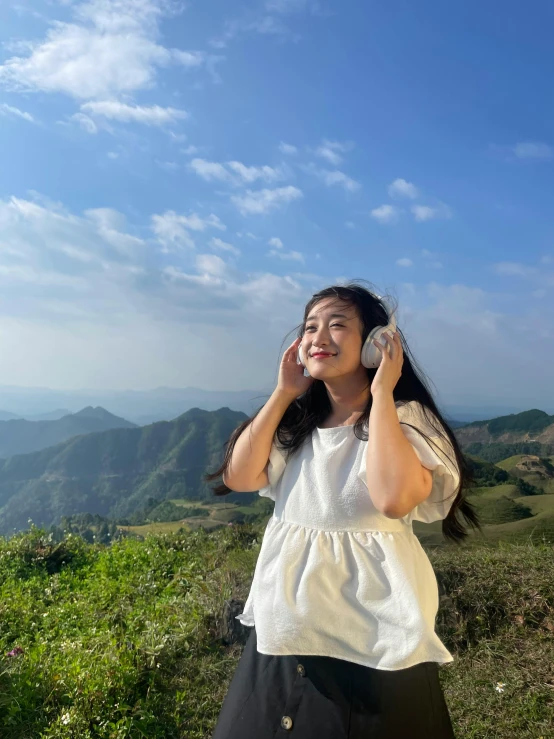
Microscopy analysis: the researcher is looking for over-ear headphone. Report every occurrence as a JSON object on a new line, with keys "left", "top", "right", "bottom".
{"left": 297, "top": 295, "right": 397, "bottom": 376}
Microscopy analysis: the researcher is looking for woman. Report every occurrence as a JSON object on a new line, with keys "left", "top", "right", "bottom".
{"left": 207, "top": 281, "right": 480, "bottom": 738}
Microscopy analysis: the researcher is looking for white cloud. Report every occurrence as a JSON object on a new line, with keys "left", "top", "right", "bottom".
{"left": 0, "top": 192, "right": 317, "bottom": 389}
{"left": 188, "top": 158, "right": 233, "bottom": 183}
{"left": 0, "top": 103, "right": 35, "bottom": 122}
{"left": 396, "top": 258, "right": 413, "bottom": 267}
{"left": 267, "top": 249, "right": 305, "bottom": 263}
{"left": 492, "top": 262, "right": 537, "bottom": 278}
{"left": 196, "top": 253, "right": 228, "bottom": 277}
{"left": 0, "top": 0, "right": 219, "bottom": 100}
{"left": 70, "top": 112, "right": 98, "bottom": 133}
{"left": 81, "top": 101, "right": 188, "bottom": 126}
{"left": 388, "top": 178, "right": 418, "bottom": 199}
{"left": 411, "top": 204, "right": 452, "bottom": 222}
{"left": 210, "top": 237, "right": 241, "bottom": 257}
{"left": 210, "top": 0, "right": 323, "bottom": 46}
{"left": 2, "top": 191, "right": 552, "bottom": 402}
{"left": 279, "top": 141, "right": 297, "bottom": 155}
{"left": 319, "top": 169, "right": 360, "bottom": 192}
{"left": 151, "top": 210, "right": 225, "bottom": 251}
{"left": 85, "top": 207, "right": 144, "bottom": 255}
{"left": 314, "top": 139, "right": 351, "bottom": 166}
{"left": 227, "top": 161, "right": 285, "bottom": 183}
{"left": 303, "top": 163, "right": 361, "bottom": 192}
{"left": 231, "top": 186, "right": 303, "bottom": 215}
{"left": 370, "top": 205, "right": 400, "bottom": 224}
{"left": 189, "top": 158, "right": 286, "bottom": 185}
{"left": 181, "top": 144, "right": 198, "bottom": 155}
{"left": 0, "top": 194, "right": 147, "bottom": 295}
{"left": 512, "top": 142, "right": 553, "bottom": 161}
{"left": 268, "top": 237, "right": 284, "bottom": 249}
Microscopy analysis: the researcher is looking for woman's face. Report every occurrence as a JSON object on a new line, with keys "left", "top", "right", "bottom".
{"left": 301, "top": 298, "right": 365, "bottom": 379}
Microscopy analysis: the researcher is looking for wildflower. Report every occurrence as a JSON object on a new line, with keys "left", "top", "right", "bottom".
{"left": 61, "top": 712, "right": 71, "bottom": 725}
{"left": 7, "top": 646, "right": 24, "bottom": 657}
{"left": 495, "top": 682, "right": 506, "bottom": 693}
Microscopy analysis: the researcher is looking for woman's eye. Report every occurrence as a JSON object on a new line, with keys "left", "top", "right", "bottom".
{"left": 304, "top": 323, "right": 343, "bottom": 331}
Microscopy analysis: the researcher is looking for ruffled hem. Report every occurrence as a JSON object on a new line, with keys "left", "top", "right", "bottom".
{"left": 233, "top": 516, "right": 452, "bottom": 670}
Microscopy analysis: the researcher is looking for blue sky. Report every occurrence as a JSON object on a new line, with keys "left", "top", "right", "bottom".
{"left": 0, "top": 0, "right": 552, "bottom": 411}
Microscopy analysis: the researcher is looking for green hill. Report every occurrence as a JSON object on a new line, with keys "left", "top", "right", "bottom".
{"left": 0, "top": 526, "right": 551, "bottom": 737}
{"left": 461, "top": 408, "right": 554, "bottom": 435}
{"left": 0, "top": 407, "right": 248, "bottom": 535}
{"left": 0, "top": 406, "right": 136, "bottom": 458}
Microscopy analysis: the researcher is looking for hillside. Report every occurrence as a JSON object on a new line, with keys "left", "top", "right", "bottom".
{"left": 0, "top": 527, "right": 551, "bottom": 737}
{"left": 0, "top": 407, "right": 248, "bottom": 535}
{"left": 0, "top": 406, "right": 136, "bottom": 458}
{"left": 455, "top": 408, "right": 554, "bottom": 446}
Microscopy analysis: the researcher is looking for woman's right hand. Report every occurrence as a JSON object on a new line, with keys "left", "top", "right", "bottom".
{"left": 276, "top": 337, "right": 314, "bottom": 400}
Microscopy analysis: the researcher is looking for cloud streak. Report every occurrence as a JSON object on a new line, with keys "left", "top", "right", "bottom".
{"left": 0, "top": 0, "right": 220, "bottom": 100}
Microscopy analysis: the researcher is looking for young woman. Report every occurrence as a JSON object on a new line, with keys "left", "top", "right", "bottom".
{"left": 208, "top": 281, "right": 480, "bottom": 739}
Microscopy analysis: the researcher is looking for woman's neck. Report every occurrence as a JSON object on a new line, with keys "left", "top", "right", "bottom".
{"left": 323, "top": 373, "right": 371, "bottom": 425}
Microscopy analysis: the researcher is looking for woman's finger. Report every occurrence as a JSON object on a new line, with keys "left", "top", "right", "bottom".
{"left": 286, "top": 337, "right": 301, "bottom": 358}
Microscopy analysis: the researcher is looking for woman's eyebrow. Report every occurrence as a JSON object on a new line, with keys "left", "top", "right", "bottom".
{"left": 305, "top": 312, "right": 350, "bottom": 322}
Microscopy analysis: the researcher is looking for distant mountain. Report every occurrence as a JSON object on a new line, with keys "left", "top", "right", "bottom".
{"left": 0, "top": 406, "right": 248, "bottom": 535}
{"left": 23, "top": 409, "right": 72, "bottom": 422}
{"left": 0, "top": 385, "right": 271, "bottom": 424}
{"left": 455, "top": 409, "right": 554, "bottom": 445}
{"left": 0, "top": 410, "right": 21, "bottom": 421}
{"left": 0, "top": 406, "right": 136, "bottom": 459}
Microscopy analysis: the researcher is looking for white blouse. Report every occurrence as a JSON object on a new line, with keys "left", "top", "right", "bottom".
{"left": 236, "top": 400, "right": 460, "bottom": 671}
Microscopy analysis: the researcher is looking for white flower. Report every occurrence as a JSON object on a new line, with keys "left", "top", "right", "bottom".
{"left": 495, "top": 682, "right": 506, "bottom": 693}
{"left": 61, "top": 712, "right": 71, "bottom": 724}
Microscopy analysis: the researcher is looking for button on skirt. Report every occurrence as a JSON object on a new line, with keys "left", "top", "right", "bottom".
{"left": 212, "top": 626, "right": 456, "bottom": 739}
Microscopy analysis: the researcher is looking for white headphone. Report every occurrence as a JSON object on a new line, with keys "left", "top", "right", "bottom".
{"left": 297, "top": 295, "right": 397, "bottom": 376}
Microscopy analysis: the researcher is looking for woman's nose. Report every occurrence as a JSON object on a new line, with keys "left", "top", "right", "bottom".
{"left": 311, "top": 328, "right": 330, "bottom": 346}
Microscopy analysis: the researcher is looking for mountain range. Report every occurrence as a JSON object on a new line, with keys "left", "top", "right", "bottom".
{"left": 0, "top": 405, "right": 552, "bottom": 537}
{"left": 0, "top": 406, "right": 136, "bottom": 458}
{"left": 0, "top": 384, "right": 548, "bottom": 425}
{"left": 0, "top": 407, "right": 248, "bottom": 535}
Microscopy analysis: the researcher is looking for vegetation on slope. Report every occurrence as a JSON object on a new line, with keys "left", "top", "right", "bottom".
{"left": 461, "top": 409, "right": 554, "bottom": 435}
{"left": 0, "top": 407, "right": 136, "bottom": 458}
{"left": 0, "top": 407, "right": 248, "bottom": 535}
{"left": 0, "top": 525, "right": 552, "bottom": 738}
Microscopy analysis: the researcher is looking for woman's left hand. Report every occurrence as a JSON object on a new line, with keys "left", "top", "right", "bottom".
{"left": 370, "top": 331, "right": 404, "bottom": 396}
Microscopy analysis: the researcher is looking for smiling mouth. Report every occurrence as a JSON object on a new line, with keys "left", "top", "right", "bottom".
{"left": 311, "top": 353, "right": 336, "bottom": 358}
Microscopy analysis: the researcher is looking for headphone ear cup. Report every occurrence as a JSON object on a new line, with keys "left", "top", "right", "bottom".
{"left": 361, "top": 326, "right": 394, "bottom": 368}
{"left": 297, "top": 345, "right": 310, "bottom": 377}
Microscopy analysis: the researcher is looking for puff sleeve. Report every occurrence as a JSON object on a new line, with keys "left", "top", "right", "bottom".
{"left": 397, "top": 401, "right": 461, "bottom": 524}
{"left": 257, "top": 438, "right": 287, "bottom": 501}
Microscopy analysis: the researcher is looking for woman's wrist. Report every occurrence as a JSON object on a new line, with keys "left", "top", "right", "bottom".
{"left": 371, "top": 387, "right": 394, "bottom": 403}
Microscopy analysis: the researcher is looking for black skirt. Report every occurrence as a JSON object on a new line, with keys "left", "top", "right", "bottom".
{"left": 212, "top": 626, "right": 456, "bottom": 739}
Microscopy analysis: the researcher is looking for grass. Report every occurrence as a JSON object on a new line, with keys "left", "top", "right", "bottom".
{"left": 495, "top": 455, "right": 528, "bottom": 472}
{"left": 0, "top": 524, "right": 552, "bottom": 737}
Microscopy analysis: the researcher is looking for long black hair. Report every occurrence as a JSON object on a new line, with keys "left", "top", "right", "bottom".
{"left": 206, "top": 280, "right": 481, "bottom": 545}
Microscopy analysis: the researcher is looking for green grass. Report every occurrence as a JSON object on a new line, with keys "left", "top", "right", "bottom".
{"left": 0, "top": 525, "right": 552, "bottom": 737}
{"left": 467, "top": 484, "right": 520, "bottom": 499}
{"left": 495, "top": 455, "right": 527, "bottom": 472}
